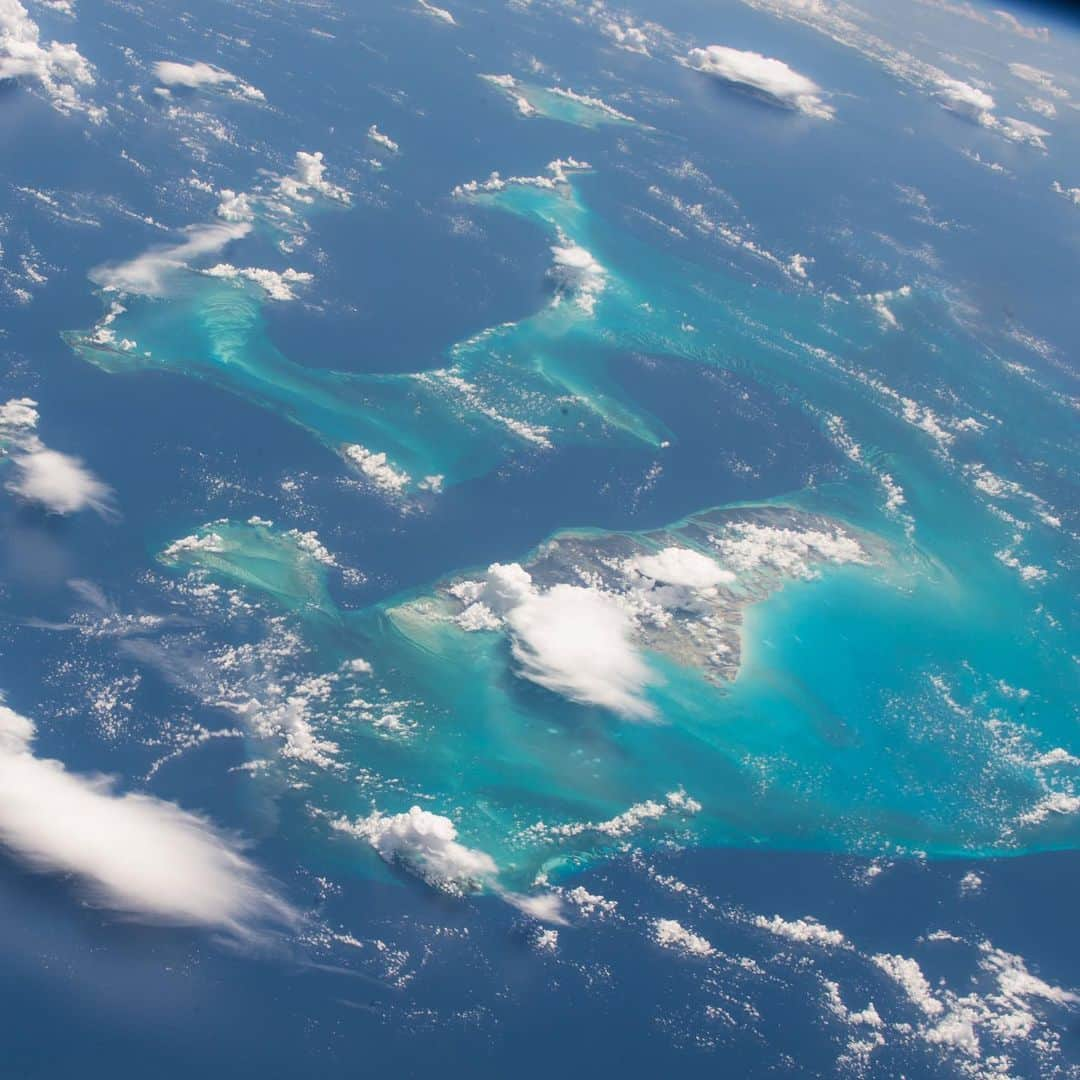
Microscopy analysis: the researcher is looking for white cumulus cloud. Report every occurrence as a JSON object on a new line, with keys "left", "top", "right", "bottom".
{"left": 152, "top": 59, "right": 263, "bottom": 101}
{"left": 684, "top": 45, "right": 834, "bottom": 119}
{"left": 334, "top": 806, "right": 496, "bottom": 895}
{"left": 2, "top": 398, "right": 112, "bottom": 515}
{"left": 548, "top": 237, "right": 607, "bottom": 315}
{"left": 277, "top": 150, "right": 351, "bottom": 205}
{"left": 933, "top": 76, "right": 1050, "bottom": 149}
{"left": 654, "top": 918, "right": 715, "bottom": 957}
{"left": 342, "top": 443, "right": 411, "bottom": 494}
{"left": 0, "top": 701, "right": 293, "bottom": 934}
{"left": 203, "top": 263, "right": 313, "bottom": 301}
{"left": 934, "top": 76, "right": 995, "bottom": 119}
{"left": 476, "top": 562, "right": 657, "bottom": 719}
{"left": 7, "top": 447, "right": 112, "bottom": 515}
{"left": 367, "top": 124, "right": 399, "bottom": 152}
{"left": 0, "top": 0, "right": 99, "bottom": 118}
{"left": 628, "top": 546, "right": 736, "bottom": 590}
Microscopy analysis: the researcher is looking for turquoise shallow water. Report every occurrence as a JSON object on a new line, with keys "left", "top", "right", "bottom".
{"left": 61, "top": 159, "right": 1078, "bottom": 891}
{"left": 157, "top": 490, "right": 1078, "bottom": 895}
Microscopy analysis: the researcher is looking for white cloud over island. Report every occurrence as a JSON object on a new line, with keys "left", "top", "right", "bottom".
{"left": 459, "top": 561, "right": 658, "bottom": 719}
{"left": 684, "top": 45, "right": 834, "bottom": 119}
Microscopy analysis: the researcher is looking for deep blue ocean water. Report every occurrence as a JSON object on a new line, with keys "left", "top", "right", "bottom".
{"left": 1, "top": 0, "right": 1078, "bottom": 1074}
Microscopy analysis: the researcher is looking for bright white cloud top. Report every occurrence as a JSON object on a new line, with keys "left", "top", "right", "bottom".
{"left": 335, "top": 805, "right": 497, "bottom": 894}
{"left": 1, "top": 396, "right": 112, "bottom": 515}
{"left": 932, "top": 74, "right": 1051, "bottom": 148}
{"left": 0, "top": 701, "right": 294, "bottom": 933}
{"left": 0, "top": 0, "right": 99, "bottom": 117}
{"left": 465, "top": 562, "right": 658, "bottom": 719}
{"left": 277, "top": 150, "right": 351, "bottom": 205}
{"left": 203, "top": 263, "right": 313, "bottom": 301}
{"left": 152, "top": 59, "right": 264, "bottom": 101}
{"left": 8, "top": 447, "right": 112, "bottom": 514}
{"left": 548, "top": 238, "right": 608, "bottom": 315}
{"left": 684, "top": 45, "right": 834, "bottom": 119}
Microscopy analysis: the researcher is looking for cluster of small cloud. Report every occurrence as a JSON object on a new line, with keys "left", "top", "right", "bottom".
{"left": 451, "top": 157, "right": 590, "bottom": 198}
{"left": 203, "top": 263, "right": 313, "bottom": 301}
{"left": 708, "top": 521, "right": 867, "bottom": 580}
{"left": 0, "top": 396, "right": 39, "bottom": 433}
{"left": 547, "top": 85, "right": 634, "bottom": 122}
{"left": 1015, "top": 790, "right": 1080, "bottom": 828}
{"left": 653, "top": 918, "right": 715, "bottom": 957}
{"left": 1009, "top": 62, "right": 1069, "bottom": 101}
{"left": 367, "top": 124, "right": 399, "bottom": 153}
{"left": 160, "top": 528, "right": 226, "bottom": 560}
{"left": 735, "top": 0, "right": 1054, "bottom": 149}
{"left": 548, "top": 236, "right": 608, "bottom": 315}
{"left": 932, "top": 75, "right": 1050, "bottom": 149}
{"left": 861, "top": 283, "right": 912, "bottom": 329}
{"left": 1051, "top": 180, "right": 1080, "bottom": 207}
{"left": 479, "top": 73, "right": 538, "bottom": 117}
{"left": 277, "top": 150, "right": 351, "bottom": 205}
{"left": 333, "top": 804, "right": 566, "bottom": 923}
{"left": 647, "top": 186, "right": 813, "bottom": 285}
{"left": 1, "top": 396, "right": 112, "bottom": 515}
{"left": 0, "top": 0, "right": 100, "bottom": 118}
{"left": 342, "top": 443, "right": 412, "bottom": 495}
{"left": 684, "top": 45, "right": 834, "bottom": 120}
{"left": 480, "top": 75, "right": 634, "bottom": 126}
{"left": 86, "top": 150, "right": 348, "bottom": 308}
{"left": 226, "top": 673, "right": 341, "bottom": 770}
{"left": 1024, "top": 97, "right": 1056, "bottom": 120}
{"left": 870, "top": 942, "right": 1080, "bottom": 1063}
{"left": 525, "top": 789, "right": 702, "bottom": 842}
{"left": 216, "top": 188, "right": 255, "bottom": 223}
{"left": 415, "top": 369, "right": 553, "bottom": 451}
{"left": 599, "top": 16, "right": 652, "bottom": 56}
{"left": 152, "top": 60, "right": 264, "bottom": 102}
{"left": 753, "top": 913, "right": 848, "bottom": 949}
{"left": 0, "top": 699, "right": 293, "bottom": 935}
